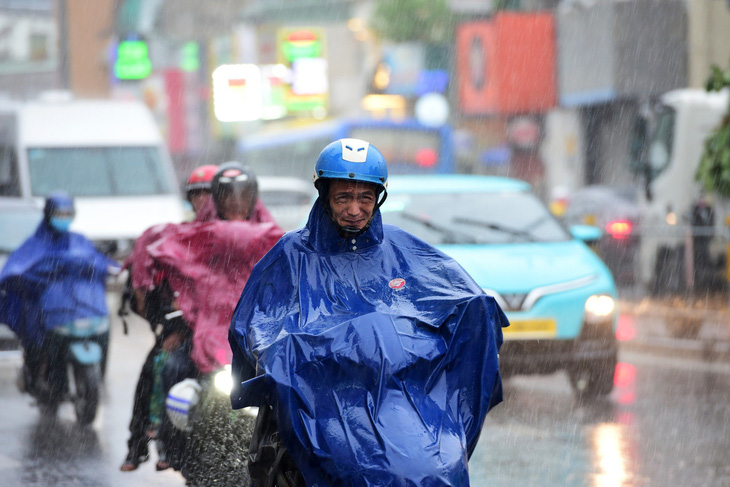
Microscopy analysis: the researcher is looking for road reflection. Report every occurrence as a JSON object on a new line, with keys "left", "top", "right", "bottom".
{"left": 591, "top": 423, "right": 630, "bottom": 487}
{"left": 589, "top": 361, "right": 637, "bottom": 487}
{"left": 614, "top": 362, "right": 636, "bottom": 406}
{"left": 21, "top": 414, "right": 104, "bottom": 487}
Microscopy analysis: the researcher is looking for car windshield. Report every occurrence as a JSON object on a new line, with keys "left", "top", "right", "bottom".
{"left": 380, "top": 190, "right": 571, "bottom": 245}
{"left": 27, "top": 147, "right": 172, "bottom": 197}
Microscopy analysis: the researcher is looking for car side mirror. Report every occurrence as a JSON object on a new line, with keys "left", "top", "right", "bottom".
{"left": 569, "top": 224, "right": 602, "bottom": 245}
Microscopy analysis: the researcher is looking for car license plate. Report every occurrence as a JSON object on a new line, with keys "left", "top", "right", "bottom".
{"left": 503, "top": 319, "right": 556, "bottom": 340}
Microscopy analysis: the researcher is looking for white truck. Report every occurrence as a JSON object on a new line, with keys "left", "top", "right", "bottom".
{"left": 0, "top": 95, "right": 186, "bottom": 258}
{"left": 630, "top": 88, "right": 730, "bottom": 337}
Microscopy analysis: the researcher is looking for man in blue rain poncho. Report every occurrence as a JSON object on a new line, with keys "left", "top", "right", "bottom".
{"left": 0, "top": 192, "right": 116, "bottom": 397}
{"left": 229, "top": 139, "right": 508, "bottom": 486}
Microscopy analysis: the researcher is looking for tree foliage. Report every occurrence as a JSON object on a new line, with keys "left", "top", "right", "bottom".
{"left": 696, "top": 61, "right": 730, "bottom": 197}
{"left": 370, "top": 0, "right": 453, "bottom": 44}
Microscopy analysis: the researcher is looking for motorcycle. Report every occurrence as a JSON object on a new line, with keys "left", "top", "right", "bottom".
{"left": 165, "top": 360, "right": 309, "bottom": 486}
{"left": 0, "top": 200, "right": 118, "bottom": 427}
{"left": 166, "top": 363, "right": 258, "bottom": 486}
{"left": 19, "top": 315, "right": 109, "bottom": 425}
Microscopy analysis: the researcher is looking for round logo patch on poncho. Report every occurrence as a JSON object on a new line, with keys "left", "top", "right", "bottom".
{"left": 388, "top": 278, "right": 406, "bottom": 290}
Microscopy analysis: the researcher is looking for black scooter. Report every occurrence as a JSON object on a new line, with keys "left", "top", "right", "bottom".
{"left": 19, "top": 316, "right": 109, "bottom": 426}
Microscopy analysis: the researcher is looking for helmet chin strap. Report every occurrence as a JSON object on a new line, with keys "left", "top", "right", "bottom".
{"left": 338, "top": 225, "right": 362, "bottom": 237}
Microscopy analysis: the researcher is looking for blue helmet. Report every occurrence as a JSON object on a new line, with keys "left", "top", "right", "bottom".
{"left": 313, "top": 138, "right": 388, "bottom": 193}
{"left": 43, "top": 191, "right": 75, "bottom": 220}
{"left": 43, "top": 191, "right": 75, "bottom": 233}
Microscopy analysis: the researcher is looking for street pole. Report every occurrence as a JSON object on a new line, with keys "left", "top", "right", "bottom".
{"left": 58, "top": 0, "right": 70, "bottom": 90}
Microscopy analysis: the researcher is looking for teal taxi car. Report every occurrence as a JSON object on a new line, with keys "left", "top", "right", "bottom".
{"left": 380, "top": 175, "right": 618, "bottom": 398}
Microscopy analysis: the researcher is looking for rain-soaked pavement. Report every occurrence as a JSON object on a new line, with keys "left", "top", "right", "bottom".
{"left": 0, "top": 293, "right": 182, "bottom": 487}
{"left": 0, "top": 292, "right": 729, "bottom": 486}
{"left": 470, "top": 351, "right": 730, "bottom": 486}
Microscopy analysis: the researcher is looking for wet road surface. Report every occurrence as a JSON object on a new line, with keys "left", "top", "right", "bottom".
{"left": 470, "top": 349, "right": 730, "bottom": 486}
{"left": 1, "top": 292, "right": 729, "bottom": 486}
{"left": 0, "top": 293, "right": 183, "bottom": 487}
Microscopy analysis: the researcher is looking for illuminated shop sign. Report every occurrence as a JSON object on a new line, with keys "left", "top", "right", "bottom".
{"left": 282, "top": 29, "right": 322, "bottom": 60}
{"left": 456, "top": 13, "right": 556, "bottom": 115}
{"left": 180, "top": 41, "right": 199, "bottom": 72}
{"left": 277, "top": 28, "right": 328, "bottom": 116}
{"left": 114, "top": 39, "right": 152, "bottom": 80}
{"left": 260, "top": 64, "right": 288, "bottom": 120}
{"left": 211, "top": 64, "right": 263, "bottom": 122}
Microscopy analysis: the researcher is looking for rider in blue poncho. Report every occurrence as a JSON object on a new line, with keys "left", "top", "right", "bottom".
{"left": 229, "top": 139, "right": 508, "bottom": 486}
{"left": 0, "top": 192, "right": 116, "bottom": 395}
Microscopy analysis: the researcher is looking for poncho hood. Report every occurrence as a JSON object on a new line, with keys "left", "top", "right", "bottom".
{"left": 229, "top": 200, "right": 507, "bottom": 486}
{"left": 301, "top": 197, "right": 384, "bottom": 253}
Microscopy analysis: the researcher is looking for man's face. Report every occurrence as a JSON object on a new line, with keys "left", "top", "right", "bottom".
{"left": 328, "top": 180, "right": 377, "bottom": 230}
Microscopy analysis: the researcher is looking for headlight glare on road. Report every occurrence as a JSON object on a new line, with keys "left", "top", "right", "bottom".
{"left": 584, "top": 294, "right": 616, "bottom": 323}
{"left": 214, "top": 364, "right": 233, "bottom": 395}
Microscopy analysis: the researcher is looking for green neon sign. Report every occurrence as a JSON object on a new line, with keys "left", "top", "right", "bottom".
{"left": 114, "top": 40, "right": 152, "bottom": 80}
{"left": 281, "top": 30, "right": 322, "bottom": 61}
{"left": 180, "top": 41, "right": 199, "bottom": 72}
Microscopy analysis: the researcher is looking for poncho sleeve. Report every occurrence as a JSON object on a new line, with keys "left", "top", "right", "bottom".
{"left": 228, "top": 233, "right": 301, "bottom": 408}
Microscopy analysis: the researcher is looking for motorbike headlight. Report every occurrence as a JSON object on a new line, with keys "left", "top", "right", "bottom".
{"left": 214, "top": 364, "right": 233, "bottom": 395}
{"left": 584, "top": 294, "right": 616, "bottom": 324}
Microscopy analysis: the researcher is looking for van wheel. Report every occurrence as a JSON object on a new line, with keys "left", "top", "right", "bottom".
{"left": 568, "top": 356, "right": 616, "bottom": 399}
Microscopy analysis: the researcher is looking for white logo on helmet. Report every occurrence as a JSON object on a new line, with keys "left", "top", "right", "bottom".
{"left": 340, "top": 138, "right": 369, "bottom": 163}
{"left": 220, "top": 174, "right": 249, "bottom": 183}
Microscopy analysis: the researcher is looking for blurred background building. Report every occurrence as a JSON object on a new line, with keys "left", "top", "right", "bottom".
{"left": 1, "top": 0, "right": 729, "bottom": 197}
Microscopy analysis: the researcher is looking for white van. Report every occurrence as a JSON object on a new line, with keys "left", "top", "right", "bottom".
{"left": 0, "top": 96, "right": 186, "bottom": 257}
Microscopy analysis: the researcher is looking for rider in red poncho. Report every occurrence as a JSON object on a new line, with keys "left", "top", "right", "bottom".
{"left": 146, "top": 162, "right": 283, "bottom": 374}
{"left": 123, "top": 162, "right": 283, "bottom": 474}
{"left": 121, "top": 164, "right": 219, "bottom": 472}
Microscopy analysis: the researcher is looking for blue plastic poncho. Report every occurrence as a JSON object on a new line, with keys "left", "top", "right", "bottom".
{"left": 229, "top": 199, "right": 508, "bottom": 486}
{"left": 0, "top": 220, "right": 115, "bottom": 348}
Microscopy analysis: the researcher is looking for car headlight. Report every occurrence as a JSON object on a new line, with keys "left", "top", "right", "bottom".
{"left": 584, "top": 294, "right": 616, "bottom": 324}
{"left": 214, "top": 364, "right": 233, "bottom": 395}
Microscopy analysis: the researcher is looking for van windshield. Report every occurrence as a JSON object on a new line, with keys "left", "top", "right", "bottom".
{"left": 27, "top": 147, "right": 173, "bottom": 197}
